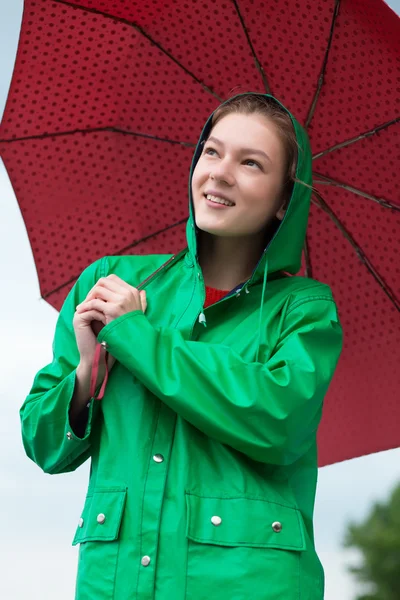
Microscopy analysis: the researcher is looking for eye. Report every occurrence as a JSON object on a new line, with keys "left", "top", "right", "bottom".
{"left": 203, "top": 147, "right": 262, "bottom": 170}
{"left": 204, "top": 146, "right": 218, "bottom": 156}
{"left": 244, "top": 159, "right": 262, "bottom": 169}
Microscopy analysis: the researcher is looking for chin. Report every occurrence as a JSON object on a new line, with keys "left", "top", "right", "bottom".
{"left": 195, "top": 220, "right": 237, "bottom": 238}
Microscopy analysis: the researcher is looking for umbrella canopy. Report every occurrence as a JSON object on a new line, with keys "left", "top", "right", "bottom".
{"left": 0, "top": 0, "right": 399, "bottom": 466}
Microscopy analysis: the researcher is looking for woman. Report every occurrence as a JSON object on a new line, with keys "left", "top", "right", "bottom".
{"left": 20, "top": 92, "right": 343, "bottom": 599}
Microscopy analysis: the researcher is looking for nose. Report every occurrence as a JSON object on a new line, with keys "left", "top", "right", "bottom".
{"left": 209, "top": 159, "right": 235, "bottom": 186}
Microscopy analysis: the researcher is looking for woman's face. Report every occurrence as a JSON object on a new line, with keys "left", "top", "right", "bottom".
{"left": 191, "top": 112, "right": 287, "bottom": 238}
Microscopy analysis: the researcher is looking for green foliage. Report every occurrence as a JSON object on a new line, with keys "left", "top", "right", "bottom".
{"left": 343, "top": 483, "right": 400, "bottom": 600}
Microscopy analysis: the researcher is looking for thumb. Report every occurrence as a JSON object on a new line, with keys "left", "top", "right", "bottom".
{"left": 140, "top": 290, "right": 147, "bottom": 313}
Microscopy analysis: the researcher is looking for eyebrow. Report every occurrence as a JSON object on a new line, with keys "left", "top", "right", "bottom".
{"left": 206, "top": 136, "right": 273, "bottom": 164}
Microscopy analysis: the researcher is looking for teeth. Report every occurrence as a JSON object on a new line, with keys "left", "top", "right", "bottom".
{"left": 206, "top": 194, "right": 234, "bottom": 207}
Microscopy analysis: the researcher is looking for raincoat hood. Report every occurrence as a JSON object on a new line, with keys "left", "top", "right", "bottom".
{"left": 184, "top": 93, "right": 314, "bottom": 359}
{"left": 186, "top": 92, "right": 313, "bottom": 285}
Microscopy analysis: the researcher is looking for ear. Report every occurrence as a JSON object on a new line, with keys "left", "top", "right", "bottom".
{"left": 275, "top": 202, "right": 286, "bottom": 221}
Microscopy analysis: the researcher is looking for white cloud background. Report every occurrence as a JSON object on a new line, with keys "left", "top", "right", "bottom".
{"left": 1, "top": 1, "right": 399, "bottom": 599}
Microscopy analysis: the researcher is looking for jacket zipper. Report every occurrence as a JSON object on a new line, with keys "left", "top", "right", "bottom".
{"left": 197, "top": 272, "right": 250, "bottom": 328}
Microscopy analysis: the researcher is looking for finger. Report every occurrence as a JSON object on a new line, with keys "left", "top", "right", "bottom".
{"left": 87, "top": 278, "right": 141, "bottom": 305}
{"left": 76, "top": 309, "right": 106, "bottom": 325}
{"left": 97, "top": 275, "right": 130, "bottom": 293}
{"left": 106, "top": 274, "right": 142, "bottom": 296}
{"left": 106, "top": 274, "right": 128, "bottom": 285}
{"left": 107, "top": 354, "right": 117, "bottom": 369}
{"left": 140, "top": 290, "right": 147, "bottom": 313}
{"left": 76, "top": 298, "right": 109, "bottom": 314}
{"left": 86, "top": 285, "right": 120, "bottom": 303}
{"left": 87, "top": 277, "right": 126, "bottom": 299}
{"left": 102, "top": 275, "right": 142, "bottom": 299}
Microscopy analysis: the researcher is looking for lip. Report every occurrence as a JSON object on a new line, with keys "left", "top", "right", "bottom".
{"left": 205, "top": 197, "right": 234, "bottom": 209}
{"left": 203, "top": 191, "right": 235, "bottom": 206}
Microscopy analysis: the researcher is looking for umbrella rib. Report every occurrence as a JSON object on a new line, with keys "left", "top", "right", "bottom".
{"left": 113, "top": 217, "right": 188, "bottom": 257}
{"left": 42, "top": 217, "right": 188, "bottom": 300}
{"left": 313, "top": 117, "right": 400, "bottom": 160}
{"left": 53, "top": 0, "right": 223, "bottom": 101}
{"left": 305, "top": 0, "right": 341, "bottom": 129}
{"left": 232, "top": 0, "right": 271, "bottom": 93}
{"left": 313, "top": 171, "right": 400, "bottom": 212}
{"left": 0, "top": 127, "right": 196, "bottom": 148}
{"left": 311, "top": 195, "right": 400, "bottom": 312}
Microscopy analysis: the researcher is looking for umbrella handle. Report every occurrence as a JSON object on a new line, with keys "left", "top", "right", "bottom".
{"left": 89, "top": 342, "right": 109, "bottom": 400}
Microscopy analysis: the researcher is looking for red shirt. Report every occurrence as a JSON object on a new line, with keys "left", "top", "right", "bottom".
{"left": 204, "top": 285, "right": 229, "bottom": 308}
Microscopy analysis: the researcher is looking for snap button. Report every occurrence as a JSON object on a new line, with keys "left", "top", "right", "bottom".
{"left": 66, "top": 431, "right": 72, "bottom": 440}
{"left": 101, "top": 341, "right": 108, "bottom": 349}
{"left": 97, "top": 513, "right": 106, "bottom": 524}
{"left": 141, "top": 555, "right": 151, "bottom": 567}
{"left": 272, "top": 521, "right": 282, "bottom": 533}
{"left": 153, "top": 454, "right": 164, "bottom": 463}
{"left": 78, "top": 518, "right": 84, "bottom": 528}
{"left": 211, "top": 516, "right": 222, "bottom": 526}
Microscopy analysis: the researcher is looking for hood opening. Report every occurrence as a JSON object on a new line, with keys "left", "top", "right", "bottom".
{"left": 186, "top": 92, "right": 313, "bottom": 286}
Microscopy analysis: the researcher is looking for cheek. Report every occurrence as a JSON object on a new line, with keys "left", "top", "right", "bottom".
{"left": 249, "top": 177, "right": 280, "bottom": 203}
{"left": 191, "top": 166, "right": 200, "bottom": 190}
{"left": 191, "top": 170, "right": 200, "bottom": 191}
{"left": 239, "top": 181, "right": 279, "bottom": 220}
{"left": 241, "top": 180, "right": 267, "bottom": 207}
{"left": 191, "top": 163, "right": 208, "bottom": 198}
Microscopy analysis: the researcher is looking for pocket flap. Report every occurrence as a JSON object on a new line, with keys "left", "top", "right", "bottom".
{"left": 186, "top": 493, "right": 306, "bottom": 551}
{"left": 72, "top": 486, "right": 127, "bottom": 545}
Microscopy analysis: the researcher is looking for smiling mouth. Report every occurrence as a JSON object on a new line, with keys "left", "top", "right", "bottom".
{"left": 204, "top": 193, "right": 235, "bottom": 207}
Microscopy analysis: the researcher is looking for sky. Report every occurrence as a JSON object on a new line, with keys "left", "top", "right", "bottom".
{"left": 0, "top": 1, "right": 399, "bottom": 599}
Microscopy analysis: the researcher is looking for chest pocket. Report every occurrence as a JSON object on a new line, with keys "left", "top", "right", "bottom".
{"left": 185, "top": 493, "right": 306, "bottom": 600}
{"left": 72, "top": 487, "right": 127, "bottom": 600}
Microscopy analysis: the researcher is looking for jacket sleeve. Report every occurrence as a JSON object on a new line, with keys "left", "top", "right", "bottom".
{"left": 20, "top": 257, "right": 107, "bottom": 475}
{"left": 97, "top": 291, "right": 343, "bottom": 466}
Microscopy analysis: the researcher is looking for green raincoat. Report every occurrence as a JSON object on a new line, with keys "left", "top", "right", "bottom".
{"left": 21, "top": 93, "right": 343, "bottom": 599}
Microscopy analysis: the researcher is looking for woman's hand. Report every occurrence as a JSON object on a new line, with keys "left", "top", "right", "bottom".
{"left": 76, "top": 274, "right": 147, "bottom": 326}
{"left": 73, "top": 303, "right": 108, "bottom": 367}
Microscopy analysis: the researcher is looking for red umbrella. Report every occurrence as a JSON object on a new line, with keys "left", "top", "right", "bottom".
{"left": 0, "top": 0, "right": 399, "bottom": 466}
